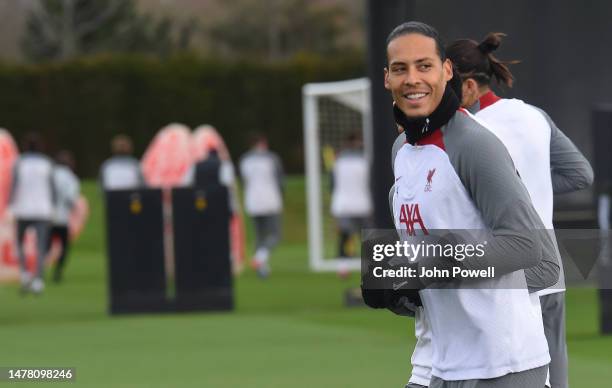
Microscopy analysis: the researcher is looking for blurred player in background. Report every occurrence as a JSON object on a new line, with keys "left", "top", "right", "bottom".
{"left": 9, "top": 132, "right": 56, "bottom": 294}
{"left": 239, "top": 133, "right": 284, "bottom": 278}
{"left": 100, "top": 134, "right": 144, "bottom": 191}
{"left": 447, "top": 32, "right": 593, "bottom": 388}
{"left": 189, "top": 125, "right": 246, "bottom": 274}
{"left": 49, "top": 150, "right": 80, "bottom": 283}
{"left": 194, "top": 147, "right": 226, "bottom": 187}
{"left": 330, "top": 132, "right": 372, "bottom": 275}
{"left": 188, "top": 125, "right": 238, "bottom": 207}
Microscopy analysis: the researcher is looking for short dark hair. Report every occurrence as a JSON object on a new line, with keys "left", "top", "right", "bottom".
{"left": 386, "top": 21, "right": 446, "bottom": 61}
{"left": 111, "top": 134, "right": 133, "bottom": 155}
{"left": 22, "top": 132, "right": 44, "bottom": 153}
{"left": 249, "top": 132, "right": 267, "bottom": 147}
{"left": 56, "top": 150, "right": 76, "bottom": 171}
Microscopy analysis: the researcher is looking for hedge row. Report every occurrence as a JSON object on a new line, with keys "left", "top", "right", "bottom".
{"left": 0, "top": 53, "right": 365, "bottom": 176}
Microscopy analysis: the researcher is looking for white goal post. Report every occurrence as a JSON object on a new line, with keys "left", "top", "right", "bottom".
{"left": 302, "top": 77, "right": 373, "bottom": 272}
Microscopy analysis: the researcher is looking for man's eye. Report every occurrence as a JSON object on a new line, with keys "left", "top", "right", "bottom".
{"left": 418, "top": 64, "right": 432, "bottom": 71}
{"left": 392, "top": 68, "right": 405, "bottom": 74}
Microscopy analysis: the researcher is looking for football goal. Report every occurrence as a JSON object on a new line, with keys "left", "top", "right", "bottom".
{"left": 302, "top": 77, "right": 373, "bottom": 272}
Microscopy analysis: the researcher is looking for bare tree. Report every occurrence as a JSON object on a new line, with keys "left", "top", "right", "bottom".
{"left": 21, "top": 0, "right": 196, "bottom": 61}
{"left": 21, "top": 0, "right": 122, "bottom": 60}
{"left": 207, "top": 0, "right": 359, "bottom": 61}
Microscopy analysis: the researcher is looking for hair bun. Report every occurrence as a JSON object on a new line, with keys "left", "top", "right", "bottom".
{"left": 477, "top": 32, "right": 506, "bottom": 54}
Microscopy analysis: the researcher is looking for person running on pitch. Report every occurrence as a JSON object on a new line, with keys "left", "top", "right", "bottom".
{"left": 330, "top": 132, "right": 372, "bottom": 275}
{"left": 49, "top": 150, "right": 81, "bottom": 283}
{"left": 239, "top": 133, "right": 284, "bottom": 278}
{"left": 9, "top": 133, "right": 56, "bottom": 294}
{"left": 446, "top": 32, "right": 593, "bottom": 388}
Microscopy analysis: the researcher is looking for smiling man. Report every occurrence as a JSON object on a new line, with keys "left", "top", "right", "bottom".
{"left": 385, "top": 32, "right": 452, "bottom": 119}
{"left": 362, "top": 21, "right": 559, "bottom": 388}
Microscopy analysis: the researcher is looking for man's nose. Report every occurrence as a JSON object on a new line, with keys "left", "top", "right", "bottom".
{"left": 403, "top": 69, "right": 419, "bottom": 86}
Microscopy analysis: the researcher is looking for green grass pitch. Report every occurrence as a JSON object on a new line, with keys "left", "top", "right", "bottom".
{"left": 1, "top": 176, "right": 611, "bottom": 387}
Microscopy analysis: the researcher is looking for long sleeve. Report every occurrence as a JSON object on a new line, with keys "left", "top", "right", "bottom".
{"left": 49, "top": 162, "right": 58, "bottom": 206}
{"left": 238, "top": 154, "right": 247, "bottom": 183}
{"left": 135, "top": 159, "right": 146, "bottom": 188}
{"left": 534, "top": 108, "right": 594, "bottom": 193}
{"left": 444, "top": 119, "right": 559, "bottom": 285}
{"left": 272, "top": 153, "right": 285, "bottom": 195}
{"left": 66, "top": 170, "right": 80, "bottom": 209}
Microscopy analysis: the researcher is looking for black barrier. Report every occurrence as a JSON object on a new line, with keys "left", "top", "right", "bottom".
{"left": 592, "top": 106, "right": 612, "bottom": 193}
{"left": 593, "top": 106, "right": 612, "bottom": 334}
{"left": 105, "top": 186, "right": 234, "bottom": 314}
{"left": 172, "top": 186, "right": 233, "bottom": 312}
{"left": 105, "top": 189, "right": 166, "bottom": 314}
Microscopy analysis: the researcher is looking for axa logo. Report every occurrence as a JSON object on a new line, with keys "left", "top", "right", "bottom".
{"left": 398, "top": 203, "right": 429, "bottom": 236}
{"left": 424, "top": 168, "right": 436, "bottom": 192}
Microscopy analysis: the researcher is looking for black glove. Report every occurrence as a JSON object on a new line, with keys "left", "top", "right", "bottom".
{"left": 360, "top": 234, "right": 424, "bottom": 311}
{"left": 361, "top": 256, "right": 423, "bottom": 310}
{"left": 360, "top": 287, "right": 422, "bottom": 310}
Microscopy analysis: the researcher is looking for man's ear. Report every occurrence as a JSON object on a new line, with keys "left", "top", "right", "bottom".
{"left": 384, "top": 67, "right": 391, "bottom": 90}
{"left": 466, "top": 78, "right": 479, "bottom": 93}
{"left": 443, "top": 59, "right": 453, "bottom": 82}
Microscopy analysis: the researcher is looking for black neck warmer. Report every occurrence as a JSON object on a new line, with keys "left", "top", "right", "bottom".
{"left": 393, "top": 82, "right": 460, "bottom": 145}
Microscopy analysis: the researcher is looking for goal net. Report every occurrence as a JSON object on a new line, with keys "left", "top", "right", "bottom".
{"left": 302, "top": 78, "right": 373, "bottom": 272}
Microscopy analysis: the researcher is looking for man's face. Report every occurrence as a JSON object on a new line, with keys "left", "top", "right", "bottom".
{"left": 255, "top": 139, "right": 268, "bottom": 150}
{"left": 384, "top": 33, "right": 453, "bottom": 118}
